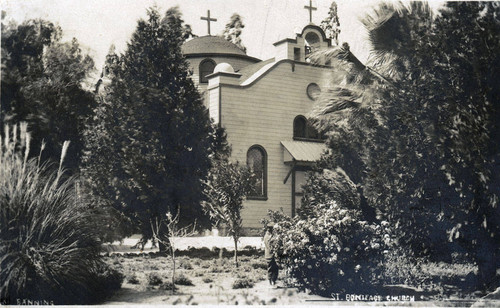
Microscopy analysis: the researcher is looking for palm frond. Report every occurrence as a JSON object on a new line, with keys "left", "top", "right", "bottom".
{"left": 361, "top": 1, "right": 433, "bottom": 78}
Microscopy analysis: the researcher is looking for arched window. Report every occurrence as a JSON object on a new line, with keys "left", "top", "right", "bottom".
{"left": 293, "top": 116, "right": 307, "bottom": 138}
{"left": 247, "top": 145, "right": 267, "bottom": 199}
{"left": 305, "top": 32, "right": 321, "bottom": 58}
{"left": 294, "top": 115, "right": 323, "bottom": 140}
{"left": 305, "top": 32, "right": 320, "bottom": 46}
{"left": 199, "top": 59, "right": 216, "bottom": 83}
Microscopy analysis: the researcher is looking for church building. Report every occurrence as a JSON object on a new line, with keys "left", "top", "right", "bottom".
{"left": 182, "top": 7, "right": 333, "bottom": 232}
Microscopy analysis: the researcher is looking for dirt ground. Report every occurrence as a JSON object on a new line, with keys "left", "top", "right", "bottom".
{"left": 101, "top": 237, "right": 492, "bottom": 306}
{"left": 103, "top": 253, "right": 327, "bottom": 306}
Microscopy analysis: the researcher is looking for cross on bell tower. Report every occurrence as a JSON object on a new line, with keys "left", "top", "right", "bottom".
{"left": 304, "top": 0, "right": 317, "bottom": 23}
{"left": 200, "top": 10, "right": 217, "bottom": 36}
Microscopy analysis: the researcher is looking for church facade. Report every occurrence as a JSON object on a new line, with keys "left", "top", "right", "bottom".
{"left": 182, "top": 22, "right": 333, "bottom": 231}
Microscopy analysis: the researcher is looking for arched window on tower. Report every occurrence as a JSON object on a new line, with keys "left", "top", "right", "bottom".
{"left": 199, "top": 59, "right": 216, "bottom": 83}
{"left": 305, "top": 32, "right": 320, "bottom": 58}
{"left": 247, "top": 145, "right": 267, "bottom": 199}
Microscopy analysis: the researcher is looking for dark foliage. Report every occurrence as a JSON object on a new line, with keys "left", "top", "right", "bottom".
{"left": 82, "top": 7, "right": 217, "bottom": 244}
{"left": 1, "top": 17, "right": 96, "bottom": 171}
{"left": 310, "top": 1, "right": 500, "bottom": 291}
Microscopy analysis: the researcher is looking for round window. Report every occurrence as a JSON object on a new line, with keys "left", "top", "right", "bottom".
{"left": 307, "top": 83, "right": 321, "bottom": 100}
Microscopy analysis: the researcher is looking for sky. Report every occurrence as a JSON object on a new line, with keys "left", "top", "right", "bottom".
{"left": 3, "top": 0, "right": 445, "bottom": 74}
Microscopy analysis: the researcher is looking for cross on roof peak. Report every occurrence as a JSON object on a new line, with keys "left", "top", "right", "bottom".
{"left": 200, "top": 10, "right": 217, "bottom": 36}
{"left": 304, "top": 0, "right": 317, "bottom": 23}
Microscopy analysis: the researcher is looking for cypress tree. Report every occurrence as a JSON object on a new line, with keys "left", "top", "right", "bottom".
{"left": 83, "top": 7, "right": 214, "bottom": 248}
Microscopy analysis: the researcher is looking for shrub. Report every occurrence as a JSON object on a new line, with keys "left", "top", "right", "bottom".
{"left": 93, "top": 264, "right": 125, "bottom": 297}
{"left": 267, "top": 200, "right": 389, "bottom": 296}
{"left": 194, "top": 270, "right": 204, "bottom": 277}
{"left": 232, "top": 278, "right": 254, "bottom": 289}
{"left": 160, "top": 281, "right": 177, "bottom": 291}
{"left": 381, "top": 246, "right": 431, "bottom": 288}
{"left": 175, "top": 274, "right": 194, "bottom": 286}
{"left": 127, "top": 274, "right": 140, "bottom": 285}
{"left": 0, "top": 124, "right": 121, "bottom": 304}
{"left": 240, "top": 265, "right": 253, "bottom": 273}
{"left": 203, "top": 277, "right": 213, "bottom": 283}
{"left": 147, "top": 272, "right": 163, "bottom": 286}
{"left": 251, "top": 262, "right": 267, "bottom": 270}
{"left": 179, "top": 260, "right": 193, "bottom": 270}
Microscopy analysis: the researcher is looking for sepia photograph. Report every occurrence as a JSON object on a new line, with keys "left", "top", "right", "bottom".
{"left": 1, "top": 0, "right": 499, "bottom": 306}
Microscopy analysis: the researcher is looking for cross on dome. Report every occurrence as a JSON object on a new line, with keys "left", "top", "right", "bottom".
{"left": 200, "top": 10, "right": 217, "bottom": 35}
{"left": 304, "top": 0, "right": 317, "bottom": 23}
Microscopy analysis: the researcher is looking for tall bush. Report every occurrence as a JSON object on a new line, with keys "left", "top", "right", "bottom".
{"left": 0, "top": 124, "right": 122, "bottom": 304}
{"left": 267, "top": 200, "right": 390, "bottom": 296}
{"left": 82, "top": 7, "right": 214, "bottom": 247}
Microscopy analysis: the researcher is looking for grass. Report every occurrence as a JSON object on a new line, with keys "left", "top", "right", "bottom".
{"left": 381, "top": 248, "right": 477, "bottom": 295}
{"left": 0, "top": 123, "right": 122, "bottom": 304}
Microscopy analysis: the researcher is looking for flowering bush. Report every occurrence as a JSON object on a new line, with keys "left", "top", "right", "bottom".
{"left": 267, "top": 200, "right": 390, "bottom": 295}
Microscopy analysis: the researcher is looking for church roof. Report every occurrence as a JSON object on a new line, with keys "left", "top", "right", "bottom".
{"left": 182, "top": 36, "right": 247, "bottom": 56}
{"left": 281, "top": 140, "right": 328, "bottom": 163}
{"left": 237, "top": 58, "right": 275, "bottom": 82}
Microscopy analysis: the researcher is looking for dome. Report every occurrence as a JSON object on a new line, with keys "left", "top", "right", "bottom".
{"left": 182, "top": 36, "right": 247, "bottom": 56}
{"left": 213, "top": 63, "right": 234, "bottom": 73}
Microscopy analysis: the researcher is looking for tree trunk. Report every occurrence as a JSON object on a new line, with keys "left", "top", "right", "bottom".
{"left": 476, "top": 234, "right": 498, "bottom": 291}
{"left": 171, "top": 249, "right": 176, "bottom": 294}
{"left": 473, "top": 187, "right": 499, "bottom": 292}
{"left": 233, "top": 237, "right": 239, "bottom": 267}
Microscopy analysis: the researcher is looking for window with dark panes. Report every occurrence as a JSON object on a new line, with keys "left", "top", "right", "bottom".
{"left": 293, "top": 116, "right": 307, "bottom": 138}
{"left": 247, "top": 146, "right": 267, "bottom": 199}
{"left": 199, "top": 59, "right": 216, "bottom": 83}
{"left": 294, "top": 115, "right": 324, "bottom": 140}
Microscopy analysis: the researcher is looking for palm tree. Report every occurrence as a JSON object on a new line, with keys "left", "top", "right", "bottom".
{"left": 307, "top": 1, "right": 500, "bottom": 291}
{"left": 308, "top": 0, "right": 441, "bottom": 261}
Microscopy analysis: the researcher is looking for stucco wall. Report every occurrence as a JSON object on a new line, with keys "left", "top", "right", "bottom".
{"left": 215, "top": 61, "right": 332, "bottom": 228}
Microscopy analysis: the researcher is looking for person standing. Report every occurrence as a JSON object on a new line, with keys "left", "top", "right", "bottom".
{"left": 264, "top": 223, "right": 278, "bottom": 285}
